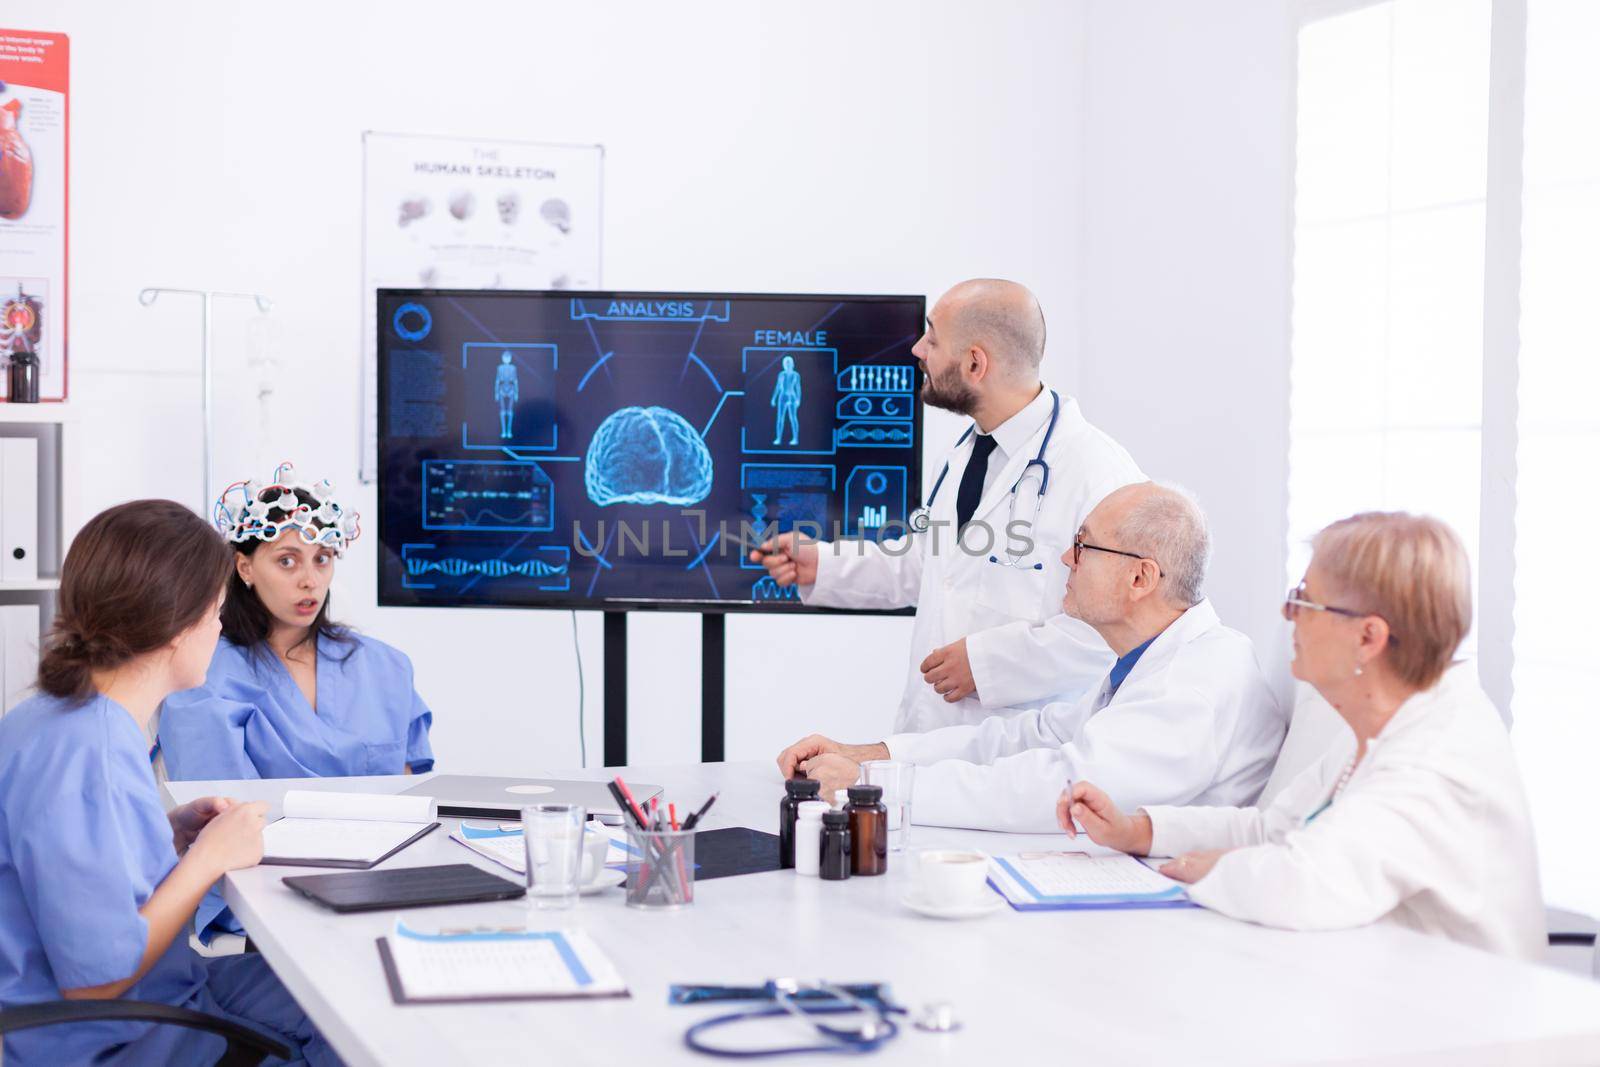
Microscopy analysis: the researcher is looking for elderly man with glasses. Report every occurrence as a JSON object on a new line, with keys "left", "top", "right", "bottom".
{"left": 775, "top": 482, "right": 1287, "bottom": 832}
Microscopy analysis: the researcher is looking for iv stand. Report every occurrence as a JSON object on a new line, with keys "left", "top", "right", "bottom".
{"left": 137, "top": 288, "right": 273, "bottom": 513}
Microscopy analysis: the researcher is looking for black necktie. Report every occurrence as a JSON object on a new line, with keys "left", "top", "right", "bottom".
{"left": 955, "top": 433, "right": 999, "bottom": 532}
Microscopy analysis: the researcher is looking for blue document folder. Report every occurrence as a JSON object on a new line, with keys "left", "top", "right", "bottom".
{"left": 988, "top": 854, "right": 1199, "bottom": 912}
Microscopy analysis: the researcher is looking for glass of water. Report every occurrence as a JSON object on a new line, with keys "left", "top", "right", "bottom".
{"left": 521, "top": 803, "right": 587, "bottom": 910}
{"left": 860, "top": 760, "right": 915, "bottom": 852}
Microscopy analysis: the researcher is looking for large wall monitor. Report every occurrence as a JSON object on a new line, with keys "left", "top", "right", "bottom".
{"left": 377, "top": 289, "right": 925, "bottom": 612}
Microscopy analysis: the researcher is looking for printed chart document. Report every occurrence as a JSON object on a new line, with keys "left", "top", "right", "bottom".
{"left": 261, "top": 790, "right": 439, "bottom": 869}
{"left": 449, "top": 821, "right": 633, "bottom": 875}
{"left": 988, "top": 851, "right": 1193, "bottom": 911}
{"left": 378, "top": 920, "right": 629, "bottom": 1003}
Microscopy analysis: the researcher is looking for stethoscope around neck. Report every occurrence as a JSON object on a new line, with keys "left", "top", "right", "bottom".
{"left": 906, "top": 390, "right": 1059, "bottom": 568}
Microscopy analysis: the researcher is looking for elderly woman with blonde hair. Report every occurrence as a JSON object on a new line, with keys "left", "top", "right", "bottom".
{"left": 1058, "top": 512, "right": 1545, "bottom": 960}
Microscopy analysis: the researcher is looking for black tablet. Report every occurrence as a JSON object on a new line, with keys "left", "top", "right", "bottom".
{"left": 282, "top": 864, "right": 525, "bottom": 913}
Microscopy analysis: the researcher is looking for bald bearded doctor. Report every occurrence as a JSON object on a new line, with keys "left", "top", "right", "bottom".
{"left": 753, "top": 279, "right": 1142, "bottom": 733}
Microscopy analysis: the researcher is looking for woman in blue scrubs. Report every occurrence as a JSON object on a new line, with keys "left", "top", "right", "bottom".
{"left": 157, "top": 463, "right": 435, "bottom": 782}
{"left": 0, "top": 500, "right": 338, "bottom": 1066}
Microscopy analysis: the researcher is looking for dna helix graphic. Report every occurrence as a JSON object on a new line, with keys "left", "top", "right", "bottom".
{"left": 752, "top": 577, "right": 800, "bottom": 601}
{"left": 837, "top": 426, "right": 913, "bottom": 443}
{"left": 405, "top": 557, "right": 569, "bottom": 579}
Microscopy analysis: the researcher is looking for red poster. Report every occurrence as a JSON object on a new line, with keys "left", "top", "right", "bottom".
{"left": 0, "top": 30, "right": 68, "bottom": 400}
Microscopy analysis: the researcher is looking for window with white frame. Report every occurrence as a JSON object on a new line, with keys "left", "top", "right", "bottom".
{"left": 1508, "top": 0, "right": 1600, "bottom": 916}
{"left": 1293, "top": 0, "right": 1600, "bottom": 917}
{"left": 1289, "top": 0, "right": 1491, "bottom": 604}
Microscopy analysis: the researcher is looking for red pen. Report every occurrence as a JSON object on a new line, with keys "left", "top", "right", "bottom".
{"left": 613, "top": 776, "right": 651, "bottom": 829}
{"left": 666, "top": 802, "right": 688, "bottom": 899}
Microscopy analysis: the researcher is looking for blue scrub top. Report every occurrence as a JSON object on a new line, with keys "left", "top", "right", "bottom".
{"left": 158, "top": 631, "right": 435, "bottom": 782}
{"left": 0, "top": 692, "right": 222, "bottom": 1066}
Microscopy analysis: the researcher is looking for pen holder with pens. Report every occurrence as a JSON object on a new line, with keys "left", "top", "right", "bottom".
{"left": 626, "top": 826, "right": 696, "bottom": 910}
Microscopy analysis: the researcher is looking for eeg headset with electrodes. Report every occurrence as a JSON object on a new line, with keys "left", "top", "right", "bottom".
{"left": 213, "top": 462, "right": 362, "bottom": 557}
{"left": 906, "top": 390, "right": 1059, "bottom": 568}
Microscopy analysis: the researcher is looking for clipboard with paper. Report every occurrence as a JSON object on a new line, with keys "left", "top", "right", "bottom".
{"left": 377, "top": 921, "right": 630, "bottom": 1004}
{"left": 987, "top": 850, "right": 1197, "bottom": 911}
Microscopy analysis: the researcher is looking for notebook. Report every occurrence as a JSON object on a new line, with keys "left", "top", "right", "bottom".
{"left": 261, "top": 790, "right": 440, "bottom": 869}
{"left": 283, "top": 864, "right": 525, "bottom": 913}
{"left": 676, "top": 826, "right": 781, "bottom": 881}
{"left": 377, "top": 920, "right": 630, "bottom": 1003}
{"left": 987, "top": 851, "right": 1195, "bottom": 911}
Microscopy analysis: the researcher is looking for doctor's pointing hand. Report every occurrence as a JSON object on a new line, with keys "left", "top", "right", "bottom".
{"left": 750, "top": 532, "right": 816, "bottom": 588}
{"left": 752, "top": 278, "right": 1144, "bottom": 736}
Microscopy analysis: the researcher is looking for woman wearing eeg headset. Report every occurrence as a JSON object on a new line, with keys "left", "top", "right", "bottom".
{"left": 1059, "top": 511, "right": 1545, "bottom": 960}
{"left": 155, "top": 464, "right": 436, "bottom": 785}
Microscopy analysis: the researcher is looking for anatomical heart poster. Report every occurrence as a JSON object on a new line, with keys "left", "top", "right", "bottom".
{"left": 359, "top": 131, "right": 604, "bottom": 481}
{"left": 0, "top": 29, "right": 67, "bottom": 401}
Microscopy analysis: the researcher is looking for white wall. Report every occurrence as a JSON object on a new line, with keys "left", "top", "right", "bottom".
{"left": 1077, "top": 0, "right": 1298, "bottom": 696}
{"left": 18, "top": 0, "right": 1298, "bottom": 772}
{"left": 15, "top": 0, "right": 1102, "bottom": 772}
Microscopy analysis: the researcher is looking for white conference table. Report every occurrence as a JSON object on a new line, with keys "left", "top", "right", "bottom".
{"left": 169, "top": 762, "right": 1600, "bottom": 1067}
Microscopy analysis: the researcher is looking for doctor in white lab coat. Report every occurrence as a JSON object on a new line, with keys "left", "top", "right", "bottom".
{"left": 1062, "top": 512, "right": 1545, "bottom": 961}
{"left": 777, "top": 482, "right": 1286, "bottom": 832}
{"left": 753, "top": 279, "right": 1142, "bottom": 734}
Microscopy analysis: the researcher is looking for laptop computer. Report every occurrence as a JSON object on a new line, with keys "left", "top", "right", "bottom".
{"left": 399, "top": 775, "right": 663, "bottom": 821}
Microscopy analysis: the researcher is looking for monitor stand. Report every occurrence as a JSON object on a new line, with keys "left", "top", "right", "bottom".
{"left": 603, "top": 611, "right": 725, "bottom": 766}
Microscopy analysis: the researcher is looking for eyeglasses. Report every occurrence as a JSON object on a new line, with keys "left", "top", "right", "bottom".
{"left": 1071, "top": 531, "right": 1163, "bottom": 576}
{"left": 1281, "top": 583, "right": 1368, "bottom": 622}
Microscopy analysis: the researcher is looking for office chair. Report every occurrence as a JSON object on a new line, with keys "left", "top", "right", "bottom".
{"left": 0, "top": 999, "right": 291, "bottom": 1067}
{"left": 1547, "top": 906, "right": 1599, "bottom": 948}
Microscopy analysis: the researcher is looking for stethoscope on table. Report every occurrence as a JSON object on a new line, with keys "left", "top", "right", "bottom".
{"left": 680, "top": 979, "right": 907, "bottom": 1058}
{"left": 906, "top": 389, "right": 1060, "bottom": 570}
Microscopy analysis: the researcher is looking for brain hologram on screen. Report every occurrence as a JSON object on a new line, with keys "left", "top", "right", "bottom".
{"left": 584, "top": 406, "right": 715, "bottom": 507}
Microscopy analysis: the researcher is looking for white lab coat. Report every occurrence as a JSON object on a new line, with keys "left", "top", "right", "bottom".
{"left": 1145, "top": 663, "right": 1545, "bottom": 962}
{"left": 801, "top": 387, "right": 1143, "bottom": 734}
{"left": 884, "top": 599, "right": 1286, "bottom": 833}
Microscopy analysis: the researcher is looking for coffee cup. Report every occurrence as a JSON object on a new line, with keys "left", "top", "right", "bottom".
{"left": 915, "top": 848, "right": 990, "bottom": 907}
{"left": 581, "top": 827, "right": 610, "bottom": 883}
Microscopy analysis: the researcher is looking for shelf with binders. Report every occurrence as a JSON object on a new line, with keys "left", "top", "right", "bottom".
{"left": 0, "top": 403, "right": 71, "bottom": 425}
{"left": 0, "top": 578, "right": 61, "bottom": 593}
{"left": 0, "top": 406, "right": 73, "bottom": 713}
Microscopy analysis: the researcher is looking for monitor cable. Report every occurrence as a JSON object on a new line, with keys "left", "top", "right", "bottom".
{"left": 571, "top": 610, "right": 587, "bottom": 768}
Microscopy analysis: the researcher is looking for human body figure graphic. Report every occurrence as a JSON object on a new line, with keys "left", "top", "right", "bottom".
{"left": 494, "top": 351, "right": 519, "bottom": 439}
{"left": 771, "top": 355, "right": 802, "bottom": 445}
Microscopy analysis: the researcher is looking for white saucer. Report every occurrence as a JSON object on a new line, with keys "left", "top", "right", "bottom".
{"left": 529, "top": 868, "right": 627, "bottom": 897}
{"left": 900, "top": 889, "right": 1006, "bottom": 920}
{"left": 580, "top": 868, "right": 627, "bottom": 895}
